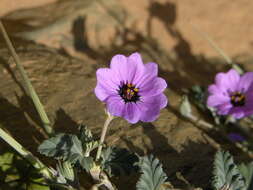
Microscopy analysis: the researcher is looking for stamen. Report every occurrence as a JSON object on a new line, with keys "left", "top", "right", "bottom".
{"left": 134, "top": 88, "right": 139, "bottom": 92}
{"left": 118, "top": 82, "right": 140, "bottom": 103}
{"left": 230, "top": 92, "right": 245, "bottom": 107}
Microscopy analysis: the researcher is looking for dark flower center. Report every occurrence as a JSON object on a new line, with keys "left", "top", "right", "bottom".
{"left": 230, "top": 92, "right": 245, "bottom": 107}
{"left": 118, "top": 82, "right": 140, "bottom": 103}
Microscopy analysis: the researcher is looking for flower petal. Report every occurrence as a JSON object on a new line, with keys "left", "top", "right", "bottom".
{"left": 215, "top": 69, "right": 240, "bottom": 92}
{"left": 158, "top": 93, "right": 168, "bottom": 109}
{"left": 128, "top": 52, "right": 144, "bottom": 66}
{"left": 124, "top": 103, "right": 141, "bottom": 124}
{"left": 106, "top": 96, "right": 142, "bottom": 124}
{"left": 106, "top": 95, "right": 125, "bottom": 117}
{"left": 240, "top": 95, "right": 253, "bottom": 117}
{"left": 238, "top": 72, "right": 253, "bottom": 92}
{"left": 207, "top": 94, "right": 230, "bottom": 107}
{"left": 145, "top": 62, "right": 158, "bottom": 76}
{"left": 135, "top": 62, "right": 158, "bottom": 87}
{"left": 139, "top": 93, "right": 168, "bottom": 122}
{"left": 139, "top": 77, "right": 167, "bottom": 97}
{"left": 228, "top": 107, "right": 245, "bottom": 119}
{"left": 208, "top": 84, "right": 220, "bottom": 95}
{"left": 95, "top": 68, "right": 120, "bottom": 101}
{"left": 216, "top": 102, "right": 233, "bottom": 115}
{"left": 96, "top": 68, "right": 120, "bottom": 90}
{"left": 110, "top": 53, "right": 145, "bottom": 83}
{"left": 95, "top": 85, "right": 110, "bottom": 101}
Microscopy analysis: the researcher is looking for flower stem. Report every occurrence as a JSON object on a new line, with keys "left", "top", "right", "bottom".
{"left": 0, "top": 125, "right": 52, "bottom": 179}
{"left": 96, "top": 112, "right": 114, "bottom": 161}
{"left": 0, "top": 21, "right": 54, "bottom": 136}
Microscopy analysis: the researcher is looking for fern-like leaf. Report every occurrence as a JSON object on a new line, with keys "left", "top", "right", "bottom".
{"left": 38, "top": 133, "right": 93, "bottom": 171}
{"left": 136, "top": 155, "right": 167, "bottom": 190}
{"left": 212, "top": 151, "right": 245, "bottom": 190}
{"left": 38, "top": 134, "right": 82, "bottom": 160}
{"left": 101, "top": 146, "right": 139, "bottom": 177}
{"left": 78, "top": 125, "right": 99, "bottom": 157}
{"left": 238, "top": 162, "right": 253, "bottom": 190}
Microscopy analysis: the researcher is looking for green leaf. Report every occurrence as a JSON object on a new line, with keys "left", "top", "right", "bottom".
{"left": 57, "top": 161, "right": 75, "bottom": 182}
{"left": 136, "top": 155, "right": 167, "bottom": 190}
{"left": 78, "top": 125, "right": 94, "bottom": 144}
{"left": 247, "top": 176, "right": 253, "bottom": 190}
{"left": 212, "top": 151, "right": 245, "bottom": 190}
{"left": 0, "top": 152, "right": 49, "bottom": 190}
{"left": 38, "top": 134, "right": 82, "bottom": 160}
{"left": 78, "top": 125, "right": 99, "bottom": 157}
{"left": 101, "top": 147, "right": 139, "bottom": 177}
{"left": 28, "top": 177, "right": 50, "bottom": 190}
{"left": 38, "top": 133, "right": 93, "bottom": 171}
{"left": 68, "top": 154, "right": 93, "bottom": 172}
{"left": 0, "top": 152, "right": 14, "bottom": 172}
{"left": 238, "top": 162, "right": 253, "bottom": 190}
{"left": 179, "top": 95, "right": 192, "bottom": 118}
{"left": 79, "top": 156, "right": 94, "bottom": 172}
{"left": 189, "top": 85, "right": 206, "bottom": 111}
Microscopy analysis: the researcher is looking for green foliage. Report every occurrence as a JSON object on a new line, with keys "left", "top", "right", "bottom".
{"left": 38, "top": 133, "right": 81, "bottom": 159}
{"left": 79, "top": 125, "right": 93, "bottom": 144}
{"left": 49, "top": 160, "right": 77, "bottom": 188}
{"left": 38, "top": 133, "right": 93, "bottom": 171}
{"left": 238, "top": 162, "right": 253, "bottom": 190}
{"left": 0, "top": 152, "right": 49, "bottom": 190}
{"left": 179, "top": 95, "right": 192, "bottom": 118}
{"left": 212, "top": 151, "right": 245, "bottom": 190}
{"left": 57, "top": 161, "right": 75, "bottom": 181}
{"left": 136, "top": 155, "right": 167, "bottom": 190}
{"left": 188, "top": 85, "right": 223, "bottom": 124}
{"left": 101, "top": 146, "right": 139, "bottom": 177}
{"left": 0, "top": 152, "right": 14, "bottom": 172}
{"left": 189, "top": 85, "right": 206, "bottom": 112}
{"left": 78, "top": 125, "right": 99, "bottom": 157}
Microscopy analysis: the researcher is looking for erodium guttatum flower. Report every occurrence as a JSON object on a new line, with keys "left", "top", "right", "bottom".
{"left": 228, "top": 133, "right": 245, "bottom": 142}
{"left": 95, "top": 52, "right": 168, "bottom": 124}
{"left": 207, "top": 69, "right": 253, "bottom": 119}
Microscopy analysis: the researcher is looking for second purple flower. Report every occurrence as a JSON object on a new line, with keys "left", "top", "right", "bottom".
{"left": 95, "top": 52, "right": 168, "bottom": 124}
{"left": 207, "top": 69, "right": 253, "bottom": 119}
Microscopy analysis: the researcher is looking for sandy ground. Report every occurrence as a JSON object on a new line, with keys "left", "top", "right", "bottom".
{"left": 119, "top": 0, "right": 253, "bottom": 57}
{"left": 0, "top": 0, "right": 56, "bottom": 17}
{"left": 2, "top": 0, "right": 252, "bottom": 57}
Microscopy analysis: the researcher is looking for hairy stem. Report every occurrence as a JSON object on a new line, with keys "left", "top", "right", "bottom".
{"left": 0, "top": 21, "right": 54, "bottom": 136}
{"left": 0, "top": 126, "right": 52, "bottom": 179}
{"left": 96, "top": 112, "right": 114, "bottom": 161}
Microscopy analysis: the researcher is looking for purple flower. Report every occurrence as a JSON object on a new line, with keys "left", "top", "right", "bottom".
{"left": 228, "top": 133, "right": 245, "bottom": 142}
{"left": 95, "top": 52, "right": 168, "bottom": 124}
{"left": 207, "top": 69, "right": 253, "bottom": 119}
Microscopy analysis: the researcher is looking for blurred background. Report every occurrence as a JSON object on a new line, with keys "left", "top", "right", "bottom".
{"left": 1, "top": 0, "right": 253, "bottom": 57}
